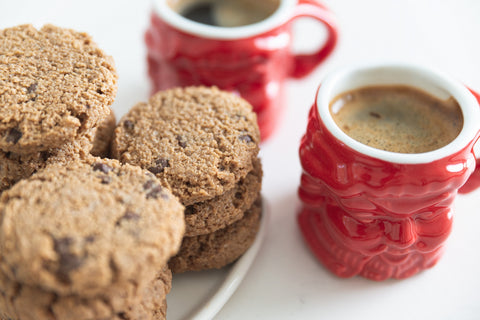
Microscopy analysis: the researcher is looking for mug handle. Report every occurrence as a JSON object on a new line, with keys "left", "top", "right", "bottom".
{"left": 288, "top": 0, "right": 339, "bottom": 79}
{"left": 459, "top": 88, "right": 480, "bottom": 194}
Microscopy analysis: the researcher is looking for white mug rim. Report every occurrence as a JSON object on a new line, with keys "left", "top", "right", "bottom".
{"left": 316, "top": 63, "right": 480, "bottom": 164}
{"left": 152, "top": 0, "right": 297, "bottom": 40}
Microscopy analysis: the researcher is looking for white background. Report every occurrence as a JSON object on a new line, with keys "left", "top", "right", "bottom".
{"left": 1, "top": 0, "right": 480, "bottom": 319}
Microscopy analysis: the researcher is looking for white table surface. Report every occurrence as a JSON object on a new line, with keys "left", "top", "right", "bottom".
{"left": 2, "top": 1, "right": 480, "bottom": 319}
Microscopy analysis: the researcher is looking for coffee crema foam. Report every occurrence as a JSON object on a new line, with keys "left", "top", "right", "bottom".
{"left": 329, "top": 85, "right": 463, "bottom": 154}
{"left": 168, "top": 0, "right": 279, "bottom": 27}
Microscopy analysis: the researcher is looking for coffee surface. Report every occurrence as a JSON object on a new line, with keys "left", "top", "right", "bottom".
{"left": 172, "top": 0, "right": 278, "bottom": 27}
{"left": 329, "top": 85, "right": 463, "bottom": 153}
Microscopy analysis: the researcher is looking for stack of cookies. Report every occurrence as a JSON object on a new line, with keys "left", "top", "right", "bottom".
{"left": 0, "top": 25, "right": 186, "bottom": 320}
{"left": 112, "top": 86, "right": 263, "bottom": 273}
{"left": 0, "top": 158, "right": 185, "bottom": 320}
{"left": 0, "top": 23, "right": 264, "bottom": 319}
{"left": 0, "top": 24, "right": 117, "bottom": 193}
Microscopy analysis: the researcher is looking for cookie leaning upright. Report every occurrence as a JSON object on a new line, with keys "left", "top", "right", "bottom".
{"left": 0, "top": 157, "right": 185, "bottom": 297}
{"left": 0, "top": 24, "right": 117, "bottom": 154}
{"left": 112, "top": 86, "right": 260, "bottom": 206}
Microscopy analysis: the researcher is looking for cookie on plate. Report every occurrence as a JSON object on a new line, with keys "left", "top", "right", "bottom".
{"left": 169, "top": 198, "right": 262, "bottom": 273}
{"left": 184, "top": 157, "right": 262, "bottom": 236}
{"left": 0, "top": 266, "right": 172, "bottom": 320}
{"left": 111, "top": 86, "right": 260, "bottom": 206}
{"left": 0, "top": 24, "right": 117, "bottom": 154}
{"left": 0, "top": 157, "right": 185, "bottom": 296}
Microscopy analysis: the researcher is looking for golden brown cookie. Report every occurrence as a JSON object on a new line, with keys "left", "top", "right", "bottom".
{"left": 0, "top": 265, "right": 172, "bottom": 320}
{"left": 0, "top": 24, "right": 117, "bottom": 154}
{"left": 111, "top": 86, "right": 260, "bottom": 206}
{"left": 184, "top": 158, "right": 262, "bottom": 236}
{"left": 169, "top": 198, "right": 262, "bottom": 273}
{"left": 91, "top": 108, "right": 116, "bottom": 158}
{"left": 0, "top": 157, "right": 185, "bottom": 297}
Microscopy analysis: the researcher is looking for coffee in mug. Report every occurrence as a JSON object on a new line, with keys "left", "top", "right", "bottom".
{"left": 168, "top": 0, "right": 279, "bottom": 27}
{"left": 329, "top": 85, "right": 463, "bottom": 153}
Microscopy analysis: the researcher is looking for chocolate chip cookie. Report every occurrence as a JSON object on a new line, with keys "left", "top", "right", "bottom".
{"left": 0, "top": 157, "right": 185, "bottom": 297}
{"left": 0, "top": 266, "right": 172, "bottom": 320}
{"left": 184, "top": 157, "right": 262, "bottom": 236}
{"left": 169, "top": 198, "right": 262, "bottom": 273}
{"left": 0, "top": 24, "right": 117, "bottom": 154}
{"left": 111, "top": 86, "right": 260, "bottom": 206}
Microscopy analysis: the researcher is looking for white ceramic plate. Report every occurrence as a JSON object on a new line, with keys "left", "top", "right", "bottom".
{"left": 167, "top": 199, "right": 268, "bottom": 320}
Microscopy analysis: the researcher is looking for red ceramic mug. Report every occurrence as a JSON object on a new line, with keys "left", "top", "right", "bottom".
{"left": 145, "top": 0, "right": 338, "bottom": 141}
{"left": 298, "top": 64, "right": 480, "bottom": 281}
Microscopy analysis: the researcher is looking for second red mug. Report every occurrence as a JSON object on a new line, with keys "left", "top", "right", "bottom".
{"left": 298, "top": 63, "right": 480, "bottom": 281}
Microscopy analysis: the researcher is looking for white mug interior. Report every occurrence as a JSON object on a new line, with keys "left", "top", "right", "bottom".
{"left": 316, "top": 63, "right": 480, "bottom": 164}
{"left": 152, "top": 0, "right": 296, "bottom": 39}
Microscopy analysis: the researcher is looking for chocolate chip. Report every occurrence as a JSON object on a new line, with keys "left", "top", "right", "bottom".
{"left": 86, "top": 104, "right": 91, "bottom": 109}
{"left": 239, "top": 134, "right": 253, "bottom": 143}
{"left": 93, "top": 163, "right": 113, "bottom": 173}
{"left": 27, "top": 83, "right": 38, "bottom": 94}
{"left": 116, "top": 210, "right": 141, "bottom": 226}
{"left": 100, "top": 175, "right": 112, "bottom": 184}
{"left": 123, "top": 211, "right": 140, "bottom": 221}
{"left": 176, "top": 135, "right": 187, "bottom": 148}
{"left": 235, "top": 114, "right": 247, "bottom": 121}
{"left": 146, "top": 185, "right": 163, "bottom": 199}
{"left": 185, "top": 206, "right": 196, "bottom": 215}
{"left": 40, "top": 151, "right": 51, "bottom": 162}
{"left": 160, "top": 193, "right": 169, "bottom": 200}
{"left": 96, "top": 88, "right": 104, "bottom": 95}
{"left": 54, "top": 237, "right": 74, "bottom": 255}
{"left": 143, "top": 179, "right": 156, "bottom": 190}
{"left": 6, "top": 128, "right": 22, "bottom": 144}
{"left": 123, "top": 120, "right": 134, "bottom": 130}
{"left": 27, "top": 83, "right": 38, "bottom": 101}
{"left": 148, "top": 158, "right": 170, "bottom": 174}
{"left": 53, "top": 237, "right": 84, "bottom": 284}
{"left": 369, "top": 112, "right": 381, "bottom": 119}
{"left": 85, "top": 235, "right": 96, "bottom": 243}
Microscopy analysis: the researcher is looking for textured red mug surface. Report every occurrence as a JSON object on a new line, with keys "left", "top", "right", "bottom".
{"left": 298, "top": 64, "right": 480, "bottom": 281}
{"left": 145, "top": 0, "right": 338, "bottom": 141}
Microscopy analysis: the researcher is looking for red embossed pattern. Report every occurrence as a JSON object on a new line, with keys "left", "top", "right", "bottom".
{"left": 145, "top": 0, "right": 337, "bottom": 141}
{"left": 298, "top": 100, "right": 480, "bottom": 281}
